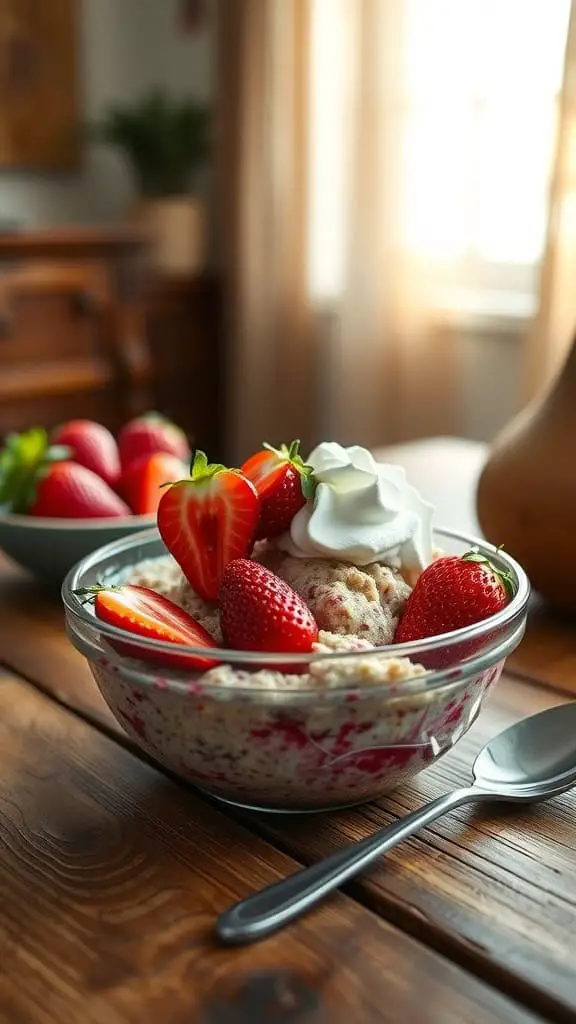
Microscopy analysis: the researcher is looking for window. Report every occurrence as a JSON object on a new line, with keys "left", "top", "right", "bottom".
{"left": 308, "top": 0, "right": 571, "bottom": 317}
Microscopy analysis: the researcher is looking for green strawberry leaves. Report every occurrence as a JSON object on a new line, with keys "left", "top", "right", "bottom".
{"left": 73, "top": 583, "right": 125, "bottom": 605}
{"left": 262, "top": 439, "right": 317, "bottom": 501}
{"left": 0, "top": 428, "right": 71, "bottom": 513}
{"left": 189, "top": 449, "right": 225, "bottom": 481}
{"left": 462, "top": 548, "right": 515, "bottom": 599}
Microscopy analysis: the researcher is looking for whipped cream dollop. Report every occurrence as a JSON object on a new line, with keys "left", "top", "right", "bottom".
{"left": 278, "top": 442, "right": 434, "bottom": 571}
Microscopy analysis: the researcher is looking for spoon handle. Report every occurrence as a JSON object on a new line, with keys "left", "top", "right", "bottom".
{"left": 217, "top": 786, "right": 480, "bottom": 944}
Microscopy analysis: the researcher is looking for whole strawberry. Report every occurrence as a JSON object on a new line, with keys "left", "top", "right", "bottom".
{"left": 29, "top": 462, "right": 130, "bottom": 518}
{"left": 220, "top": 558, "right": 319, "bottom": 653}
{"left": 118, "top": 412, "right": 191, "bottom": 471}
{"left": 52, "top": 419, "right": 120, "bottom": 488}
{"left": 241, "top": 440, "right": 315, "bottom": 539}
{"left": 395, "top": 550, "right": 513, "bottom": 645}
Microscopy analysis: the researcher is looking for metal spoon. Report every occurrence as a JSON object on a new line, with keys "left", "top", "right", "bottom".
{"left": 217, "top": 701, "right": 576, "bottom": 945}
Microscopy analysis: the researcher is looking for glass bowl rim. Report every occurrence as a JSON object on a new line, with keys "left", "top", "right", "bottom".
{"left": 68, "top": 614, "right": 526, "bottom": 701}
{"left": 62, "top": 524, "right": 530, "bottom": 686}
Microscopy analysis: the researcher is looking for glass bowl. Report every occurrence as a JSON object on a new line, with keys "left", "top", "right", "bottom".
{"left": 63, "top": 527, "right": 530, "bottom": 813}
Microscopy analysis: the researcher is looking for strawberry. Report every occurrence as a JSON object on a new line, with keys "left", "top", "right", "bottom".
{"left": 52, "top": 419, "right": 120, "bottom": 488}
{"left": 0, "top": 428, "right": 129, "bottom": 518}
{"left": 120, "top": 451, "right": 187, "bottom": 515}
{"left": 29, "top": 462, "right": 130, "bottom": 518}
{"left": 157, "top": 450, "right": 259, "bottom": 601}
{"left": 241, "top": 440, "right": 315, "bottom": 539}
{"left": 76, "top": 584, "right": 218, "bottom": 670}
{"left": 395, "top": 551, "right": 513, "bottom": 649}
{"left": 118, "top": 412, "right": 191, "bottom": 471}
{"left": 220, "top": 558, "right": 319, "bottom": 654}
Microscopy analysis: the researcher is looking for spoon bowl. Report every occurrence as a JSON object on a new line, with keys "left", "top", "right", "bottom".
{"left": 218, "top": 700, "right": 576, "bottom": 944}
{"left": 472, "top": 702, "right": 576, "bottom": 797}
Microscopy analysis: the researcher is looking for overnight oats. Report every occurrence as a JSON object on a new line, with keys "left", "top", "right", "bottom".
{"left": 64, "top": 441, "right": 530, "bottom": 811}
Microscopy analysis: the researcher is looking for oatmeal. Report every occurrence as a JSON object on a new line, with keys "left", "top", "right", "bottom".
{"left": 259, "top": 549, "right": 410, "bottom": 645}
{"left": 125, "top": 555, "right": 421, "bottom": 688}
{"left": 129, "top": 555, "right": 222, "bottom": 644}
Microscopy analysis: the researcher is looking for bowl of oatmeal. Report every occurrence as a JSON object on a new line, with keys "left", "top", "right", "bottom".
{"left": 63, "top": 521, "right": 529, "bottom": 813}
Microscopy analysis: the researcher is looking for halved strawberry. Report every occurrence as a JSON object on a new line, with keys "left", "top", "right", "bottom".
{"left": 76, "top": 584, "right": 219, "bottom": 670}
{"left": 241, "top": 440, "right": 315, "bottom": 539}
{"left": 119, "top": 451, "right": 187, "bottom": 515}
{"left": 219, "top": 558, "right": 319, "bottom": 654}
{"left": 157, "top": 451, "right": 260, "bottom": 601}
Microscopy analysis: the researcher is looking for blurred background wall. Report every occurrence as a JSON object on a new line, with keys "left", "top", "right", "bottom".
{"left": 0, "top": 0, "right": 213, "bottom": 227}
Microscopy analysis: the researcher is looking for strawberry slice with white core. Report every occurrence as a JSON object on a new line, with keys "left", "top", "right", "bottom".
{"left": 157, "top": 451, "right": 260, "bottom": 601}
{"left": 76, "top": 584, "right": 219, "bottom": 670}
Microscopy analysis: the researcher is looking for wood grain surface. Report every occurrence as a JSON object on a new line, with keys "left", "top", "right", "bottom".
{"left": 0, "top": 670, "right": 542, "bottom": 1024}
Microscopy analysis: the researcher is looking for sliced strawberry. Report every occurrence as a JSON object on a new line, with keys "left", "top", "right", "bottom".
{"left": 157, "top": 450, "right": 260, "bottom": 601}
{"left": 52, "top": 419, "right": 121, "bottom": 488}
{"left": 76, "top": 584, "right": 218, "bottom": 670}
{"left": 241, "top": 439, "right": 316, "bottom": 539}
{"left": 220, "top": 558, "right": 319, "bottom": 654}
{"left": 120, "top": 451, "right": 187, "bottom": 515}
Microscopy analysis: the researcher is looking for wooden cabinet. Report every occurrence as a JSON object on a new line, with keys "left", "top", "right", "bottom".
{"left": 0, "top": 228, "right": 152, "bottom": 437}
{"left": 0, "top": 230, "right": 223, "bottom": 456}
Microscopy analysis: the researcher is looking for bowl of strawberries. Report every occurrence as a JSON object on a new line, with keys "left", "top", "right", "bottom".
{"left": 0, "top": 412, "right": 191, "bottom": 585}
{"left": 63, "top": 441, "right": 530, "bottom": 812}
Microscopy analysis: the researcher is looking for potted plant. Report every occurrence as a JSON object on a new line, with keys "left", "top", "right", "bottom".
{"left": 93, "top": 89, "right": 211, "bottom": 273}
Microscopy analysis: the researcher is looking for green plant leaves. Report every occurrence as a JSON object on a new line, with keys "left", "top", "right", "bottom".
{"left": 91, "top": 89, "right": 211, "bottom": 197}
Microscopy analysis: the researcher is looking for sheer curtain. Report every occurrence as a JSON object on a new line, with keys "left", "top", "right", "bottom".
{"left": 216, "top": 0, "right": 315, "bottom": 461}
{"left": 524, "top": 1, "right": 576, "bottom": 400}
{"left": 216, "top": 0, "right": 570, "bottom": 462}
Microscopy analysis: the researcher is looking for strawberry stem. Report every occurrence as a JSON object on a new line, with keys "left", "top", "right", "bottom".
{"left": 189, "top": 449, "right": 225, "bottom": 482}
{"left": 73, "top": 583, "right": 124, "bottom": 605}
{"left": 263, "top": 439, "right": 301, "bottom": 463}
{"left": 462, "top": 549, "right": 515, "bottom": 598}
{"left": 261, "top": 439, "right": 317, "bottom": 500}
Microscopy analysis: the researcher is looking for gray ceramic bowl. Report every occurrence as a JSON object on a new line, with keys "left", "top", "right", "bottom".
{"left": 0, "top": 512, "right": 158, "bottom": 587}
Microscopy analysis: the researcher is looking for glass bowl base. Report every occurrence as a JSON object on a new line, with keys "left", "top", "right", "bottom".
{"left": 197, "top": 785, "right": 377, "bottom": 815}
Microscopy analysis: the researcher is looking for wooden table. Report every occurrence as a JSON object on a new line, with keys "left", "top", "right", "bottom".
{"left": 0, "top": 437, "right": 575, "bottom": 1024}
